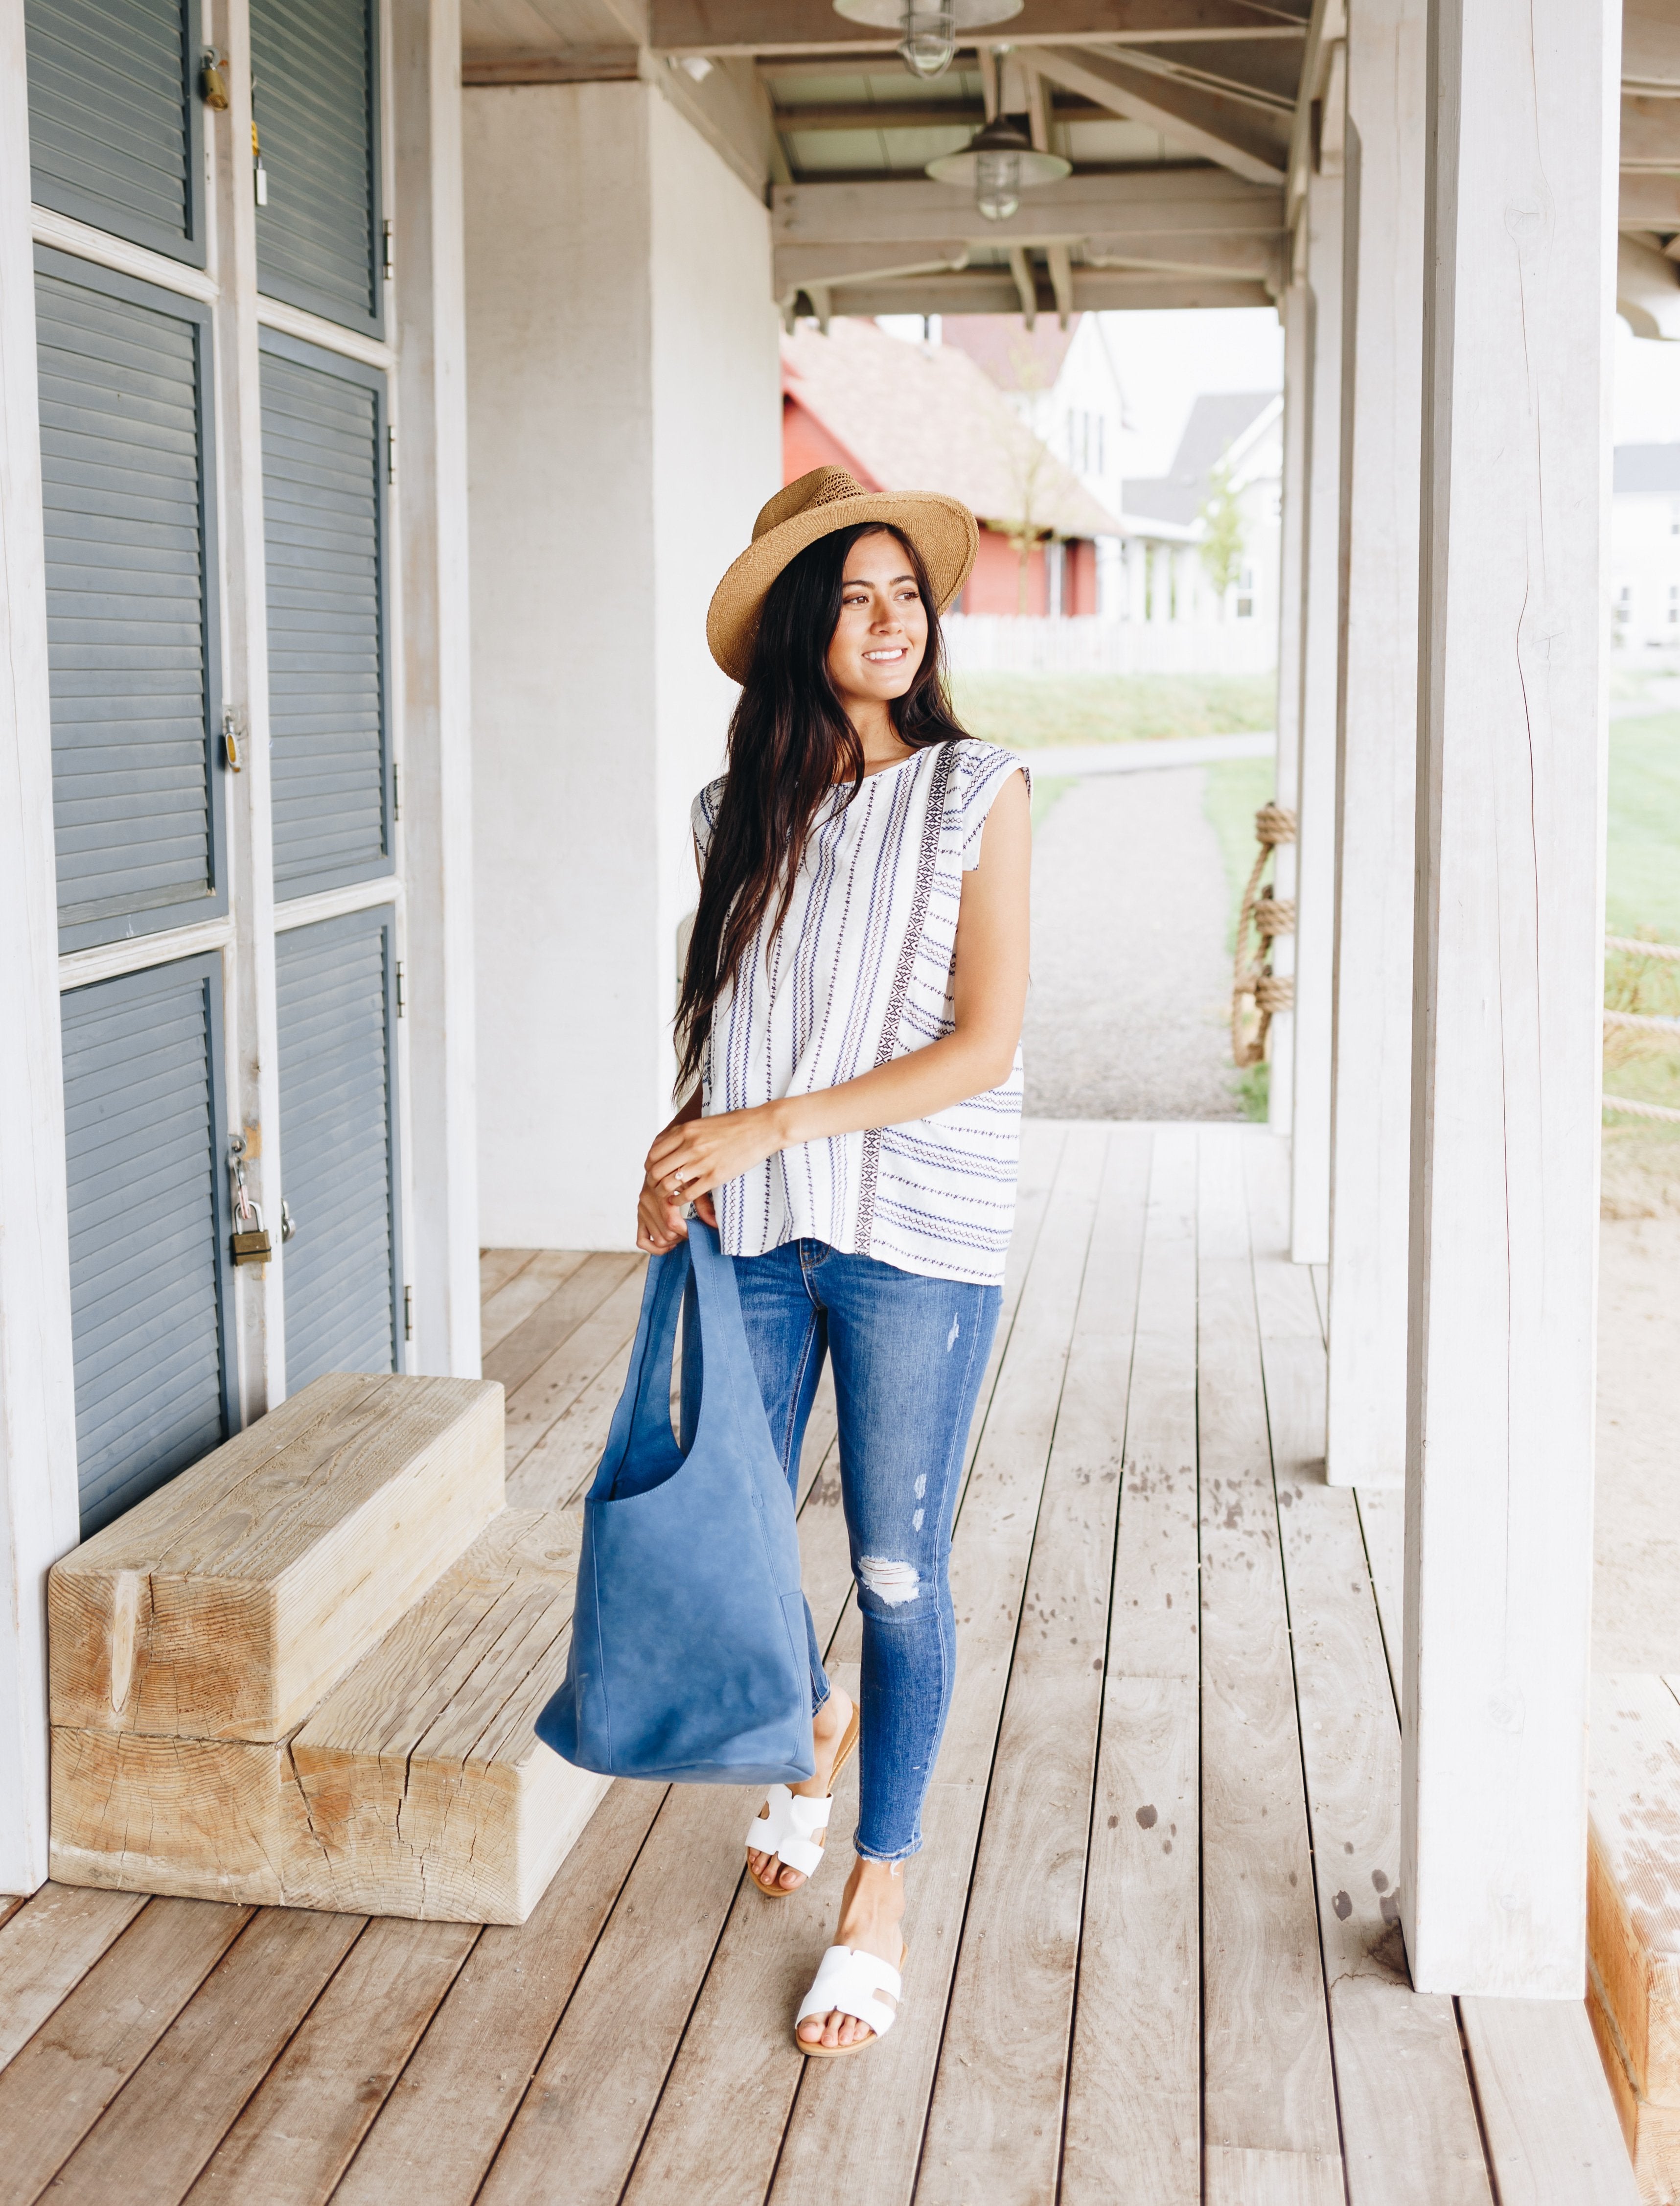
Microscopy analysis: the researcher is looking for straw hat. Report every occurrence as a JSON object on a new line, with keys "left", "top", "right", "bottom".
{"left": 707, "top": 466, "right": 978, "bottom": 683}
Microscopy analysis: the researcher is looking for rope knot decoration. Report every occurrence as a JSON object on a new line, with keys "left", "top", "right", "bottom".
{"left": 1232, "top": 803, "right": 1298, "bottom": 1069}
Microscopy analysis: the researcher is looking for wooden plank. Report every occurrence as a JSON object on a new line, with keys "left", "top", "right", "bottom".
{"left": 1204, "top": 2146, "right": 1347, "bottom": 2205}
{"left": 0, "top": 1896, "right": 251, "bottom": 2201}
{"left": 48, "top": 1373, "right": 504, "bottom": 1743}
{"left": 1355, "top": 1488, "right": 1404, "bottom": 1709}
{"left": 917, "top": 1126, "right": 1149, "bottom": 2204}
{"left": 1460, "top": 1997, "right": 1641, "bottom": 2206}
{"left": 651, "top": 0, "right": 1312, "bottom": 55}
{"left": 44, "top": 1908, "right": 366, "bottom": 2204}
{"left": 1197, "top": 1127, "right": 1339, "bottom": 2164}
{"left": 188, "top": 1916, "right": 480, "bottom": 2203}
{"left": 502, "top": 1267, "right": 646, "bottom": 1475}
{"left": 1246, "top": 1140, "right": 1492, "bottom": 2206}
{"left": 479, "top": 1249, "right": 589, "bottom": 1356}
{"left": 1587, "top": 1673, "right": 1680, "bottom": 2105}
{"left": 53, "top": 1512, "right": 607, "bottom": 1923}
{"left": 766, "top": 1128, "right": 1100, "bottom": 2206}
{"left": 486, "top": 1252, "right": 641, "bottom": 1407}
{"left": 333, "top": 1780, "right": 668, "bottom": 2205}
{"left": 478, "top": 1247, "right": 535, "bottom": 1304}
{"left": 597, "top": 1135, "right": 1066, "bottom": 2206}
{"left": 1063, "top": 1124, "right": 1201, "bottom": 2206}
{"left": 0, "top": 1882, "right": 147, "bottom": 2071}
{"left": 0, "top": 1896, "right": 22, "bottom": 1934}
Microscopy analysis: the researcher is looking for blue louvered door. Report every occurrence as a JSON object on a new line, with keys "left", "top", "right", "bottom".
{"left": 37, "top": 248, "right": 222, "bottom": 953}
{"left": 24, "top": 0, "right": 206, "bottom": 265}
{"left": 260, "top": 329, "right": 391, "bottom": 899}
{"left": 251, "top": 0, "right": 382, "bottom": 336}
{"left": 61, "top": 954, "right": 234, "bottom": 1535}
{"left": 276, "top": 908, "right": 402, "bottom": 1393}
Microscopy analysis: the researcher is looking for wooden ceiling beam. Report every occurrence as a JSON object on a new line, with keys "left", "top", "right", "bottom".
{"left": 649, "top": 0, "right": 1308, "bottom": 58}
{"left": 797, "top": 267, "right": 1274, "bottom": 314}
{"left": 1024, "top": 44, "right": 1287, "bottom": 184}
{"left": 773, "top": 167, "right": 1285, "bottom": 246}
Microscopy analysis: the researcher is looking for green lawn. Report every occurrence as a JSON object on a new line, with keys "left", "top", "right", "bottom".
{"left": 949, "top": 671, "right": 1277, "bottom": 750}
{"left": 1608, "top": 713, "right": 1680, "bottom": 942}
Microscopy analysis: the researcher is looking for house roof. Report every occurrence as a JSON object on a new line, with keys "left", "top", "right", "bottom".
{"left": 1123, "top": 390, "right": 1279, "bottom": 529}
{"left": 938, "top": 315, "right": 1083, "bottom": 395}
{"left": 1614, "top": 443, "right": 1680, "bottom": 493}
{"left": 782, "top": 319, "right": 1120, "bottom": 542}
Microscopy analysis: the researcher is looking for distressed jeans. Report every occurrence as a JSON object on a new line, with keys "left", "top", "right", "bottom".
{"left": 699, "top": 1238, "right": 1000, "bottom": 1863}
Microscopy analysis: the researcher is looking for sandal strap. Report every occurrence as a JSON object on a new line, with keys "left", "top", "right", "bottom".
{"left": 745, "top": 1786, "right": 834, "bottom": 1876}
{"left": 796, "top": 1944, "right": 902, "bottom": 2039}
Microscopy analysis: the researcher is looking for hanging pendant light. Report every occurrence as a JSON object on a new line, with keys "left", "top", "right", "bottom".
{"left": 831, "top": 0, "right": 1022, "bottom": 84}
{"left": 926, "top": 113, "right": 1069, "bottom": 220}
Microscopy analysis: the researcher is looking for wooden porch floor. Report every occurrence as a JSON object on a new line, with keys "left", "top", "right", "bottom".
{"left": 0, "top": 1122, "right": 1635, "bottom": 2204}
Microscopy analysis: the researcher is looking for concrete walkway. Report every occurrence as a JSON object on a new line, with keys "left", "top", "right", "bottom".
{"left": 1021, "top": 727, "right": 1274, "bottom": 779}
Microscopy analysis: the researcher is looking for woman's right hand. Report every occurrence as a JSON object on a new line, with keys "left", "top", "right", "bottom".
{"left": 636, "top": 1172, "right": 688, "bottom": 1254}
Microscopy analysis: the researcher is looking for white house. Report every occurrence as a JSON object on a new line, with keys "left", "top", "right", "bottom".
{"left": 1611, "top": 442, "right": 1680, "bottom": 651}
{"left": 1121, "top": 388, "right": 1285, "bottom": 632}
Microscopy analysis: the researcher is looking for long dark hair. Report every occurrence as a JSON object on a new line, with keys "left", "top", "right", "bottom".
{"left": 675, "top": 522, "right": 968, "bottom": 1092}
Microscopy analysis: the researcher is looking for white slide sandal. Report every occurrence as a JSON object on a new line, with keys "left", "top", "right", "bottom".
{"left": 744, "top": 1704, "right": 860, "bottom": 1896}
{"left": 794, "top": 1942, "right": 906, "bottom": 2059}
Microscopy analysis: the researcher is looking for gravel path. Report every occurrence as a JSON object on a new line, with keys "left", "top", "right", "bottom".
{"left": 1023, "top": 768, "right": 1242, "bottom": 1121}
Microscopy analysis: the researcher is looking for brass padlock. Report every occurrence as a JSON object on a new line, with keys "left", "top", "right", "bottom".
{"left": 232, "top": 1226, "right": 272, "bottom": 1266}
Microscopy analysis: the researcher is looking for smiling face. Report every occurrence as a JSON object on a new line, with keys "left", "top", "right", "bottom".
{"left": 825, "top": 529, "right": 929, "bottom": 716}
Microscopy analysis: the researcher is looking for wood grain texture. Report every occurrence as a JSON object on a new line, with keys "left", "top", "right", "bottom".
{"left": 1460, "top": 1996, "right": 1641, "bottom": 2206}
{"left": 501, "top": 1266, "right": 644, "bottom": 1475}
{"left": 768, "top": 1127, "right": 1097, "bottom": 2206}
{"left": 1246, "top": 1138, "right": 1491, "bottom": 2205}
{"left": 0, "top": 1896, "right": 251, "bottom": 2203}
{"left": 49, "top": 1373, "right": 505, "bottom": 1741}
{"left": 482, "top": 1251, "right": 640, "bottom": 1400}
{"left": 186, "top": 1916, "right": 479, "bottom": 2203}
{"left": 0, "top": 1882, "right": 147, "bottom": 2070}
{"left": 335, "top": 1780, "right": 667, "bottom": 2204}
{"left": 1197, "top": 1128, "right": 1338, "bottom": 2162}
{"left": 1204, "top": 2145, "right": 1347, "bottom": 2206}
{"left": 479, "top": 1249, "right": 588, "bottom": 1355}
{"left": 0, "top": 1896, "right": 22, "bottom": 1934}
{"left": 1064, "top": 1125, "right": 1200, "bottom": 2206}
{"left": 918, "top": 1127, "right": 1148, "bottom": 2205}
{"left": 478, "top": 1248, "right": 535, "bottom": 1302}
{"left": 54, "top": 1510, "right": 606, "bottom": 1924}
{"left": 1587, "top": 1673, "right": 1680, "bottom": 2104}
{"left": 44, "top": 1907, "right": 365, "bottom": 2204}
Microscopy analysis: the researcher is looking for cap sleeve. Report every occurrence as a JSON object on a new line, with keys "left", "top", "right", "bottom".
{"left": 954, "top": 743, "right": 1030, "bottom": 872}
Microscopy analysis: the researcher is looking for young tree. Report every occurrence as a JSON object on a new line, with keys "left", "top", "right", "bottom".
{"left": 1198, "top": 459, "right": 1246, "bottom": 614}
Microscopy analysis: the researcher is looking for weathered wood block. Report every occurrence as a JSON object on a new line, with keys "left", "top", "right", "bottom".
{"left": 50, "top": 1509, "right": 609, "bottom": 1924}
{"left": 49, "top": 1373, "right": 505, "bottom": 1742}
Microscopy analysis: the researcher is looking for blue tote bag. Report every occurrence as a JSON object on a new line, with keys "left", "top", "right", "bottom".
{"left": 536, "top": 1220, "right": 815, "bottom": 1787}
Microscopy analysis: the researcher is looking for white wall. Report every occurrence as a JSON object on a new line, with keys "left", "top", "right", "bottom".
{"left": 465, "top": 81, "right": 778, "bottom": 1252}
{"left": 1611, "top": 488, "right": 1680, "bottom": 650}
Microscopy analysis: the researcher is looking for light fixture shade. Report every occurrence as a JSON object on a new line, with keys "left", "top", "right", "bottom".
{"left": 925, "top": 115, "right": 1070, "bottom": 217}
{"left": 833, "top": 0, "right": 1022, "bottom": 25}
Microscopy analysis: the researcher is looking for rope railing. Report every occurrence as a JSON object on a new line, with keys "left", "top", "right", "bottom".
{"left": 1231, "top": 803, "right": 1297, "bottom": 1070}
{"left": 1603, "top": 933, "right": 1680, "bottom": 1126}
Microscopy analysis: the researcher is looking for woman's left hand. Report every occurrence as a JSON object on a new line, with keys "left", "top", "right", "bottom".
{"left": 644, "top": 1104, "right": 782, "bottom": 1208}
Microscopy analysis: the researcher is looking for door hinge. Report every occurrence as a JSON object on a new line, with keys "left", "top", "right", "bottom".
{"left": 395, "top": 961, "right": 406, "bottom": 1017}
{"left": 386, "top": 424, "right": 395, "bottom": 484}
{"left": 382, "top": 218, "right": 394, "bottom": 280}
{"left": 391, "top": 762, "right": 400, "bottom": 822}
{"left": 404, "top": 1285, "right": 414, "bottom": 1341}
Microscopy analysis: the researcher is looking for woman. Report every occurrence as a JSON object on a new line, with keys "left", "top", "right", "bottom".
{"left": 637, "top": 467, "right": 1031, "bottom": 2058}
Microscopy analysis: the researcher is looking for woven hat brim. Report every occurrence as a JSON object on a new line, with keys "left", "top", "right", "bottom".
{"left": 707, "top": 490, "right": 979, "bottom": 684}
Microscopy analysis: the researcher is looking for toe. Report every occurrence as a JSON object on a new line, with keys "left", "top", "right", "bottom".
{"left": 777, "top": 1863, "right": 805, "bottom": 1890}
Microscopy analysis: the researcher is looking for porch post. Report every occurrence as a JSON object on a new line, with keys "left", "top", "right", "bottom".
{"left": 1289, "top": 152, "right": 1344, "bottom": 1263}
{"left": 1268, "top": 271, "right": 1308, "bottom": 1135}
{"left": 1323, "top": 0, "right": 1427, "bottom": 1486}
{"left": 391, "top": 0, "right": 481, "bottom": 1375}
{"left": 1402, "top": 0, "right": 1616, "bottom": 1995}
{"left": 0, "top": 0, "right": 80, "bottom": 1892}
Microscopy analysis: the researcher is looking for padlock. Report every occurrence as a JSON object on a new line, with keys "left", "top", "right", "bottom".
{"left": 232, "top": 1226, "right": 272, "bottom": 1266}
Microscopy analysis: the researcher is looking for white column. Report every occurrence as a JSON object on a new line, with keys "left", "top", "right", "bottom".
{"left": 392, "top": 0, "right": 480, "bottom": 1373}
{"left": 0, "top": 0, "right": 80, "bottom": 1893}
{"left": 1268, "top": 275, "right": 1308, "bottom": 1135}
{"left": 1402, "top": 0, "right": 1617, "bottom": 1997}
{"left": 1125, "top": 536, "right": 1147, "bottom": 624}
{"left": 1324, "top": 0, "right": 1427, "bottom": 1486}
{"left": 465, "top": 82, "right": 779, "bottom": 1250}
{"left": 1289, "top": 156, "right": 1344, "bottom": 1263}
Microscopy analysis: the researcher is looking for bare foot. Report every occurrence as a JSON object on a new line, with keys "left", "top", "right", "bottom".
{"left": 746, "top": 1685, "right": 854, "bottom": 1894}
{"left": 797, "top": 1856, "right": 907, "bottom": 2050}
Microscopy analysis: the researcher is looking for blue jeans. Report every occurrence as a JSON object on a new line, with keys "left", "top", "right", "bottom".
{"left": 705, "top": 1239, "right": 1000, "bottom": 1863}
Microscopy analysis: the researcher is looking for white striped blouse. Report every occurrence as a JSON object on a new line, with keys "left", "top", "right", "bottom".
{"left": 692, "top": 738, "right": 1028, "bottom": 1287}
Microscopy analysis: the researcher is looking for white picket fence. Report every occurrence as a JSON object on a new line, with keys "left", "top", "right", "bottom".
{"left": 942, "top": 615, "right": 1277, "bottom": 677}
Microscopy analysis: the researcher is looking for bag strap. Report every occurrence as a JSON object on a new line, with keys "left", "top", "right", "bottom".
{"left": 596, "top": 1237, "right": 689, "bottom": 1493}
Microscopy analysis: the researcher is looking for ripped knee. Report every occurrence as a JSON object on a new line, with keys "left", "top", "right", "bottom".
{"left": 856, "top": 1555, "right": 921, "bottom": 1607}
